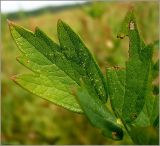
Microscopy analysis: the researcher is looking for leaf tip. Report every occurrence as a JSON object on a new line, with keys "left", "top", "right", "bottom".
{"left": 57, "top": 19, "right": 67, "bottom": 28}
{"left": 57, "top": 19, "right": 65, "bottom": 33}
{"left": 10, "top": 75, "right": 17, "bottom": 81}
{"left": 57, "top": 19, "right": 63, "bottom": 25}
{"left": 16, "top": 56, "right": 19, "bottom": 60}
{"left": 7, "top": 19, "right": 12, "bottom": 24}
{"left": 16, "top": 56, "right": 22, "bottom": 62}
{"left": 35, "top": 26, "right": 41, "bottom": 33}
{"left": 7, "top": 19, "right": 16, "bottom": 27}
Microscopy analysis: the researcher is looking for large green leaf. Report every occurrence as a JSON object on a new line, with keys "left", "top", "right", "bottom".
{"left": 9, "top": 20, "right": 108, "bottom": 113}
{"left": 76, "top": 84, "right": 123, "bottom": 140}
{"left": 9, "top": 21, "right": 82, "bottom": 113}
{"left": 117, "top": 10, "right": 153, "bottom": 123}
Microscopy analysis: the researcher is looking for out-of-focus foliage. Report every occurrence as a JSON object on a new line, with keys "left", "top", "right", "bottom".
{"left": 1, "top": 1, "right": 159, "bottom": 145}
{"left": 83, "top": 2, "right": 106, "bottom": 18}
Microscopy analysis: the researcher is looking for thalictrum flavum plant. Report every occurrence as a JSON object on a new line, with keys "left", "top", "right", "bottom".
{"left": 8, "top": 9, "right": 159, "bottom": 144}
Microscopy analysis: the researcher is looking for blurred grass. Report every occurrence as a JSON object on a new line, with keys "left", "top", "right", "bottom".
{"left": 1, "top": 1, "right": 159, "bottom": 145}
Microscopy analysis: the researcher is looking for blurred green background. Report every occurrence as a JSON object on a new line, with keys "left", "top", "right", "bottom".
{"left": 1, "top": 1, "right": 159, "bottom": 145}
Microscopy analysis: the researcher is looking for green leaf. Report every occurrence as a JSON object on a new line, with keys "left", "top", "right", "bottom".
{"left": 57, "top": 20, "right": 108, "bottom": 103}
{"left": 76, "top": 84, "right": 123, "bottom": 140}
{"left": 9, "top": 21, "right": 82, "bottom": 113}
{"left": 12, "top": 74, "right": 82, "bottom": 112}
{"left": 132, "top": 93, "right": 156, "bottom": 127}
{"left": 133, "top": 43, "right": 158, "bottom": 127}
{"left": 9, "top": 19, "right": 108, "bottom": 113}
{"left": 106, "top": 67, "right": 125, "bottom": 116}
{"left": 117, "top": 9, "right": 153, "bottom": 123}
{"left": 132, "top": 62, "right": 158, "bottom": 128}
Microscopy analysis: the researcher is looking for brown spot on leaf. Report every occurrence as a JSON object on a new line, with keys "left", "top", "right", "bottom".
{"left": 112, "top": 132, "right": 118, "bottom": 139}
{"left": 10, "top": 75, "right": 17, "bottom": 81}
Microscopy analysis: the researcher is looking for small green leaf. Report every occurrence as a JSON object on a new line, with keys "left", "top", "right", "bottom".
{"left": 76, "top": 85, "right": 123, "bottom": 140}
{"left": 12, "top": 74, "right": 81, "bottom": 113}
